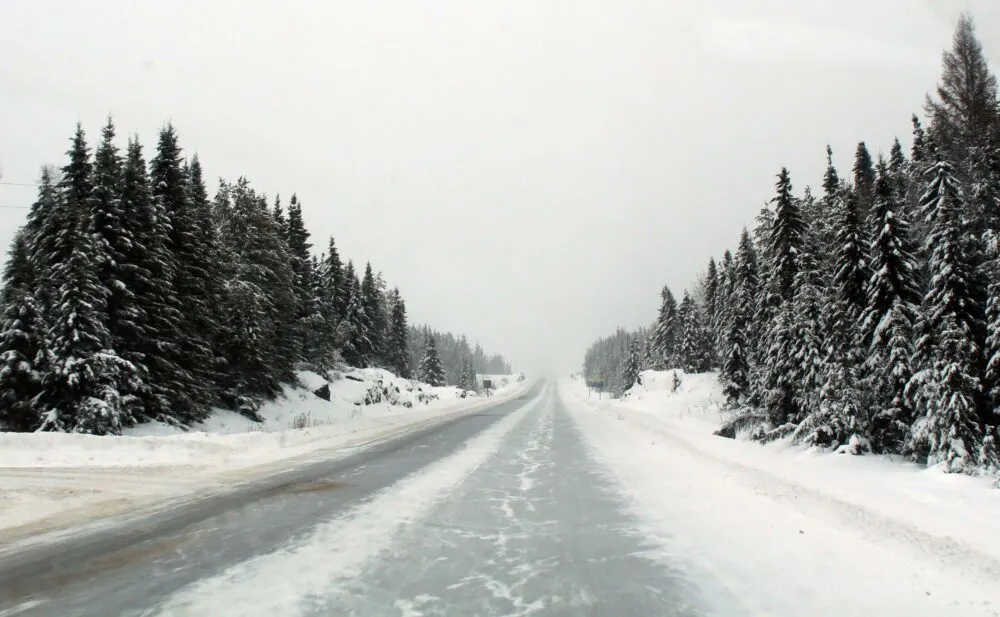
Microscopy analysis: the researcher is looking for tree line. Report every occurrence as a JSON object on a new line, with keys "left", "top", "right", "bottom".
{"left": 583, "top": 14, "right": 1000, "bottom": 475}
{"left": 407, "top": 325, "right": 512, "bottom": 388}
{"left": 0, "top": 120, "right": 512, "bottom": 434}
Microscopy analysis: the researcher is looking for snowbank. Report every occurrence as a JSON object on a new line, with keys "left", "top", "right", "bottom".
{"left": 0, "top": 370, "right": 525, "bottom": 541}
{"left": 562, "top": 373, "right": 1000, "bottom": 614}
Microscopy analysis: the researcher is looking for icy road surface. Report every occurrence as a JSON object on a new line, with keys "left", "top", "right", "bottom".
{"left": 0, "top": 382, "right": 731, "bottom": 616}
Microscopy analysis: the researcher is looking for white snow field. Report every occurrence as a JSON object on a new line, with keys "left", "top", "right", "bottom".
{"left": 0, "top": 370, "right": 525, "bottom": 542}
{"left": 562, "top": 372, "right": 1000, "bottom": 616}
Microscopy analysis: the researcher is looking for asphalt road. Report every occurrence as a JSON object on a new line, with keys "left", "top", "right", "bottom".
{"left": 0, "top": 382, "right": 721, "bottom": 616}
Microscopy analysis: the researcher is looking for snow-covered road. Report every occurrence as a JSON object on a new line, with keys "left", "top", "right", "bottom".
{"left": 4, "top": 379, "right": 998, "bottom": 616}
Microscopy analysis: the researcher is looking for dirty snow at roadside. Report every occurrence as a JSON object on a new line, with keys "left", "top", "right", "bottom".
{"left": 562, "top": 374, "right": 1000, "bottom": 617}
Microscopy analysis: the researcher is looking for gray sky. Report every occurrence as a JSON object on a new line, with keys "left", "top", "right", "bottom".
{"left": 1, "top": 0, "right": 998, "bottom": 376}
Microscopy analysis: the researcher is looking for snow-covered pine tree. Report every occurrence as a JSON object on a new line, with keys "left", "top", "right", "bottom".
{"left": 386, "top": 292, "right": 410, "bottom": 378}
{"left": 925, "top": 14, "right": 998, "bottom": 317}
{"left": 862, "top": 162, "right": 922, "bottom": 453}
{"left": 286, "top": 194, "right": 323, "bottom": 363}
{"left": 826, "top": 182, "right": 871, "bottom": 421}
{"left": 35, "top": 126, "right": 137, "bottom": 434}
{"left": 703, "top": 257, "right": 720, "bottom": 366}
{"left": 337, "top": 262, "right": 374, "bottom": 368}
{"left": 925, "top": 14, "right": 998, "bottom": 171}
{"left": 906, "top": 158, "right": 989, "bottom": 472}
{"left": 721, "top": 229, "right": 758, "bottom": 404}
{"left": 620, "top": 336, "right": 642, "bottom": 393}
{"left": 0, "top": 230, "right": 44, "bottom": 431}
{"left": 119, "top": 137, "right": 189, "bottom": 423}
{"left": 91, "top": 118, "right": 150, "bottom": 414}
{"left": 314, "top": 236, "right": 345, "bottom": 367}
{"left": 150, "top": 125, "right": 217, "bottom": 415}
{"left": 767, "top": 168, "right": 805, "bottom": 305}
{"left": 911, "top": 115, "right": 928, "bottom": 166}
{"left": 794, "top": 246, "right": 860, "bottom": 451}
{"left": 361, "top": 263, "right": 385, "bottom": 366}
{"left": 676, "top": 291, "right": 712, "bottom": 373}
{"left": 419, "top": 331, "right": 446, "bottom": 387}
{"left": 651, "top": 285, "right": 678, "bottom": 370}
{"left": 215, "top": 178, "right": 297, "bottom": 415}
{"left": 272, "top": 195, "right": 287, "bottom": 232}
{"left": 465, "top": 357, "right": 479, "bottom": 392}
{"left": 759, "top": 168, "right": 808, "bottom": 429}
{"left": 853, "top": 142, "right": 876, "bottom": 218}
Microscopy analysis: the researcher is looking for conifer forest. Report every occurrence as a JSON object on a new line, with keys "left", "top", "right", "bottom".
{"left": 584, "top": 15, "right": 1000, "bottom": 475}
{"left": 0, "top": 121, "right": 511, "bottom": 435}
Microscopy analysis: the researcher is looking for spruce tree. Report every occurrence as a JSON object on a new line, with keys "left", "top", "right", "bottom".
{"left": 272, "top": 195, "right": 287, "bottom": 232}
{"left": 767, "top": 168, "right": 805, "bottom": 304}
{"left": 722, "top": 229, "right": 759, "bottom": 404}
{"left": 386, "top": 294, "right": 411, "bottom": 378}
{"left": 361, "top": 263, "right": 385, "bottom": 365}
{"left": 35, "top": 127, "right": 137, "bottom": 433}
{"left": 620, "top": 337, "right": 642, "bottom": 391}
{"left": 0, "top": 230, "right": 44, "bottom": 431}
{"left": 862, "top": 162, "right": 923, "bottom": 453}
{"left": 150, "top": 125, "right": 216, "bottom": 414}
{"left": 91, "top": 119, "right": 149, "bottom": 412}
{"left": 126, "top": 138, "right": 192, "bottom": 422}
{"left": 853, "top": 142, "right": 876, "bottom": 215}
{"left": 216, "top": 178, "right": 297, "bottom": 413}
{"left": 676, "top": 292, "right": 712, "bottom": 373}
{"left": 925, "top": 14, "right": 998, "bottom": 165}
{"left": 652, "top": 285, "right": 678, "bottom": 369}
{"left": 704, "top": 257, "right": 720, "bottom": 364}
{"left": 907, "top": 159, "right": 988, "bottom": 471}
{"left": 419, "top": 332, "right": 446, "bottom": 386}
{"left": 831, "top": 188, "right": 871, "bottom": 356}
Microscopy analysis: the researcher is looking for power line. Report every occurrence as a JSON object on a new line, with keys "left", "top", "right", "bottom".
{"left": 0, "top": 205, "right": 30, "bottom": 210}
{"left": 0, "top": 181, "right": 38, "bottom": 187}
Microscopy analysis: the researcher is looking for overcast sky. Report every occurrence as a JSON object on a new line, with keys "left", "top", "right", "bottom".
{"left": 1, "top": 0, "right": 999, "bottom": 376}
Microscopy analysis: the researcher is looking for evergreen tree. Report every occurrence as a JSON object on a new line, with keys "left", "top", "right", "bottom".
{"left": 286, "top": 194, "right": 323, "bottom": 363}
{"left": 315, "top": 236, "right": 345, "bottom": 367}
{"left": 150, "top": 125, "right": 217, "bottom": 414}
{"left": 386, "top": 294, "right": 411, "bottom": 378}
{"left": 831, "top": 189, "right": 870, "bottom": 351}
{"left": 620, "top": 337, "right": 642, "bottom": 392}
{"left": 853, "top": 142, "right": 876, "bottom": 215}
{"left": 767, "top": 168, "right": 805, "bottom": 304}
{"left": 676, "top": 292, "right": 712, "bottom": 373}
{"left": 91, "top": 118, "right": 149, "bottom": 412}
{"left": 722, "top": 229, "right": 759, "bottom": 404}
{"left": 906, "top": 159, "right": 988, "bottom": 472}
{"left": 911, "top": 115, "right": 928, "bottom": 166}
{"left": 0, "top": 230, "right": 44, "bottom": 431}
{"left": 704, "top": 257, "right": 720, "bottom": 364}
{"left": 419, "top": 332, "right": 446, "bottom": 386}
{"left": 361, "top": 262, "right": 385, "bottom": 365}
{"left": 215, "top": 178, "right": 297, "bottom": 415}
{"left": 862, "top": 162, "right": 923, "bottom": 453}
{"left": 272, "top": 195, "right": 287, "bottom": 232}
{"left": 652, "top": 286, "right": 678, "bottom": 369}
{"left": 121, "top": 137, "right": 188, "bottom": 423}
{"left": 35, "top": 127, "right": 138, "bottom": 433}
{"left": 925, "top": 14, "right": 998, "bottom": 165}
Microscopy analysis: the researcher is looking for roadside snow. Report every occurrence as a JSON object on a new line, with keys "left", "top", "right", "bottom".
{"left": 0, "top": 371, "right": 525, "bottom": 541}
{"left": 563, "top": 375, "right": 1000, "bottom": 616}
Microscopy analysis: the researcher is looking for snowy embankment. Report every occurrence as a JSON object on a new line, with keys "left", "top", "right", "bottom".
{"left": 0, "top": 370, "right": 524, "bottom": 541}
{"left": 562, "top": 372, "right": 1000, "bottom": 616}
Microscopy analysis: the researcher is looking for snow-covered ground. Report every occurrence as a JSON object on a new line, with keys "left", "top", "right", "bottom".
{"left": 0, "top": 370, "right": 525, "bottom": 542}
{"left": 562, "top": 372, "right": 1000, "bottom": 616}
